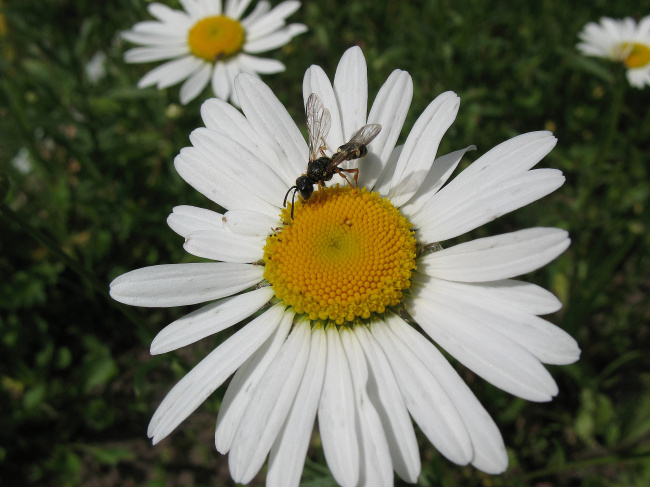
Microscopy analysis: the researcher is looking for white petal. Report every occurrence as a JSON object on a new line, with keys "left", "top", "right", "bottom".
{"left": 148, "top": 3, "right": 193, "bottom": 27}
{"left": 241, "top": 0, "right": 271, "bottom": 27}
{"left": 211, "top": 62, "right": 231, "bottom": 100}
{"left": 401, "top": 146, "right": 475, "bottom": 217}
{"left": 340, "top": 329, "right": 393, "bottom": 487}
{"left": 354, "top": 325, "right": 420, "bottom": 483}
{"left": 180, "top": 62, "right": 212, "bottom": 104}
{"left": 137, "top": 55, "right": 202, "bottom": 89}
{"left": 334, "top": 46, "right": 368, "bottom": 142}
{"left": 237, "top": 53, "right": 286, "bottom": 74}
{"left": 215, "top": 309, "right": 294, "bottom": 453}
{"left": 388, "top": 91, "right": 460, "bottom": 207}
{"left": 413, "top": 275, "right": 580, "bottom": 365}
{"left": 109, "top": 263, "right": 264, "bottom": 307}
{"left": 229, "top": 319, "right": 311, "bottom": 484}
{"left": 174, "top": 147, "right": 279, "bottom": 217}
{"left": 243, "top": 24, "right": 308, "bottom": 53}
{"left": 267, "top": 325, "right": 327, "bottom": 487}
{"left": 222, "top": 209, "right": 280, "bottom": 240}
{"left": 318, "top": 326, "right": 359, "bottom": 487}
{"left": 371, "top": 317, "right": 473, "bottom": 466}
{"left": 409, "top": 294, "right": 559, "bottom": 401}
{"left": 180, "top": 0, "right": 206, "bottom": 19}
{"left": 124, "top": 45, "right": 189, "bottom": 63}
{"left": 303, "top": 65, "right": 344, "bottom": 151}
{"left": 200, "top": 98, "right": 292, "bottom": 186}
{"left": 372, "top": 144, "right": 403, "bottom": 197}
{"left": 167, "top": 205, "right": 223, "bottom": 238}
{"left": 245, "top": 0, "right": 302, "bottom": 39}
{"left": 150, "top": 286, "right": 275, "bottom": 354}
{"left": 414, "top": 168, "right": 566, "bottom": 242}
{"left": 360, "top": 70, "right": 413, "bottom": 191}
{"left": 183, "top": 229, "right": 264, "bottom": 263}
{"left": 147, "top": 303, "right": 286, "bottom": 443}
{"left": 417, "top": 277, "right": 563, "bottom": 315}
{"left": 236, "top": 73, "right": 308, "bottom": 177}
{"left": 226, "top": 0, "right": 253, "bottom": 19}
{"left": 190, "top": 128, "right": 286, "bottom": 206}
{"left": 417, "top": 227, "right": 570, "bottom": 282}
{"left": 385, "top": 315, "right": 508, "bottom": 474}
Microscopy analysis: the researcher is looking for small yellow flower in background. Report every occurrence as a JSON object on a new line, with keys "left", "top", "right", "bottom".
{"left": 577, "top": 15, "right": 650, "bottom": 88}
{"left": 111, "top": 47, "right": 580, "bottom": 486}
{"left": 122, "top": 0, "right": 307, "bottom": 104}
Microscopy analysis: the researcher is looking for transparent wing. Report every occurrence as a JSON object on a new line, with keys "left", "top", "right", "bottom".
{"left": 347, "top": 123, "right": 382, "bottom": 147}
{"left": 306, "top": 93, "right": 331, "bottom": 162}
{"left": 329, "top": 124, "right": 382, "bottom": 168}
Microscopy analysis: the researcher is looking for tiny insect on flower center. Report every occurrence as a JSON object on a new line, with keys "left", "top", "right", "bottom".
{"left": 621, "top": 42, "right": 650, "bottom": 69}
{"left": 263, "top": 186, "right": 417, "bottom": 325}
{"left": 188, "top": 16, "right": 245, "bottom": 62}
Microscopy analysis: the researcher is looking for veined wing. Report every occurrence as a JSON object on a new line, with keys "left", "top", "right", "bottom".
{"left": 306, "top": 93, "right": 332, "bottom": 162}
{"left": 330, "top": 123, "right": 382, "bottom": 168}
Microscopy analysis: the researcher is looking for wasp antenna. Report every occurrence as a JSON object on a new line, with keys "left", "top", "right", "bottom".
{"left": 291, "top": 187, "right": 298, "bottom": 219}
{"left": 283, "top": 186, "right": 297, "bottom": 207}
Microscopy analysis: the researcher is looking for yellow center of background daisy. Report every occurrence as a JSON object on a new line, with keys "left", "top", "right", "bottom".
{"left": 188, "top": 16, "right": 245, "bottom": 61}
{"left": 263, "top": 186, "right": 417, "bottom": 325}
{"left": 621, "top": 42, "right": 650, "bottom": 69}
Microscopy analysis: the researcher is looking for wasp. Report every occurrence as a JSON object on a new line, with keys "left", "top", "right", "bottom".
{"left": 283, "top": 93, "right": 382, "bottom": 218}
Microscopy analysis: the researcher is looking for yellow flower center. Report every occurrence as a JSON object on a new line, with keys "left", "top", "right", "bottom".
{"left": 621, "top": 42, "right": 650, "bottom": 69}
{"left": 263, "top": 186, "right": 417, "bottom": 325}
{"left": 187, "top": 16, "right": 245, "bottom": 62}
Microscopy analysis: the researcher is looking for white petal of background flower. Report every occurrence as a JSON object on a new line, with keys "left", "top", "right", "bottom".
{"left": 109, "top": 263, "right": 264, "bottom": 307}
{"left": 354, "top": 325, "right": 421, "bottom": 483}
{"left": 150, "top": 286, "right": 275, "bottom": 354}
{"left": 318, "top": 327, "right": 359, "bottom": 487}
{"left": 147, "top": 303, "right": 287, "bottom": 444}
{"left": 267, "top": 325, "right": 327, "bottom": 487}
{"left": 180, "top": 61, "right": 212, "bottom": 104}
{"left": 148, "top": 3, "right": 194, "bottom": 27}
{"left": 215, "top": 311, "right": 293, "bottom": 453}
{"left": 245, "top": 0, "right": 301, "bottom": 40}
{"left": 125, "top": 45, "right": 190, "bottom": 63}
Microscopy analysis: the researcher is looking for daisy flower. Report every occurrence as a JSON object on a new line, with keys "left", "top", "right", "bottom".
{"left": 577, "top": 15, "right": 650, "bottom": 88}
{"left": 122, "top": 0, "right": 307, "bottom": 104}
{"left": 110, "top": 47, "right": 580, "bottom": 486}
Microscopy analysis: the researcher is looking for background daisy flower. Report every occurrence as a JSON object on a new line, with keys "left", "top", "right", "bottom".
{"left": 122, "top": 0, "right": 307, "bottom": 104}
{"left": 577, "top": 15, "right": 650, "bottom": 88}
{"left": 110, "top": 47, "right": 580, "bottom": 486}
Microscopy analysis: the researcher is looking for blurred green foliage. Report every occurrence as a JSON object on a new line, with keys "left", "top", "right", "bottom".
{"left": 1, "top": 0, "right": 649, "bottom": 485}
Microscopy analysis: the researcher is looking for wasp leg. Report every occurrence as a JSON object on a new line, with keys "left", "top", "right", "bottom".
{"left": 335, "top": 168, "right": 360, "bottom": 189}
